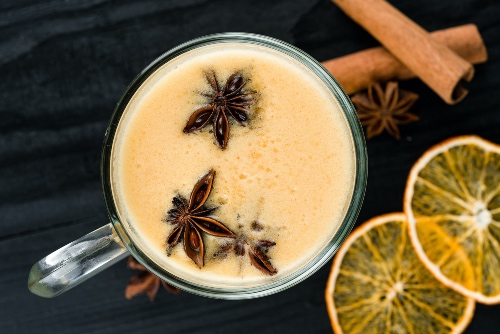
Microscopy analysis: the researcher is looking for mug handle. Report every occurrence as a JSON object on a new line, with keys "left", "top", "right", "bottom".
{"left": 28, "top": 223, "right": 129, "bottom": 298}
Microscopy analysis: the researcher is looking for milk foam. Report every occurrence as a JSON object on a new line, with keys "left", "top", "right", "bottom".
{"left": 112, "top": 43, "right": 356, "bottom": 288}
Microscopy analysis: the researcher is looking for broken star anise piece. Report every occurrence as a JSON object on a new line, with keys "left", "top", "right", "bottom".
{"left": 184, "top": 71, "right": 254, "bottom": 149}
{"left": 351, "top": 81, "right": 419, "bottom": 140}
{"left": 125, "top": 256, "right": 179, "bottom": 302}
{"left": 165, "top": 170, "right": 236, "bottom": 268}
{"left": 248, "top": 244, "right": 277, "bottom": 276}
{"left": 213, "top": 232, "right": 277, "bottom": 276}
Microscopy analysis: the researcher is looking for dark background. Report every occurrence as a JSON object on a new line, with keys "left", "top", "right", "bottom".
{"left": 1, "top": 0, "right": 500, "bottom": 333}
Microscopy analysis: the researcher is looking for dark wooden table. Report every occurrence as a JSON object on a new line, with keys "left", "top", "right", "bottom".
{"left": 1, "top": 0, "right": 499, "bottom": 333}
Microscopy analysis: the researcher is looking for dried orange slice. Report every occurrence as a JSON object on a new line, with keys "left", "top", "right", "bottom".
{"left": 405, "top": 136, "right": 500, "bottom": 304}
{"left": 325, "top": 213, "right": 474, "bottom": 334}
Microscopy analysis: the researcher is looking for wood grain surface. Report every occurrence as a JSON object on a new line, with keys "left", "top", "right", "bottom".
{"left": 1, "top": 0, "right": 499, "bottom": 333}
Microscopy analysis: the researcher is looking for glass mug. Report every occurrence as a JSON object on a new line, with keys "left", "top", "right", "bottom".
{"left": 28, "top": 33, "right": 367, "bottom": 300}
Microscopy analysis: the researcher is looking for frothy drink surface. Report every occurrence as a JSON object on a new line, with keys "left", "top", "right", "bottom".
{"left": 112, "top": 43, "right": 356, "bottom": 288}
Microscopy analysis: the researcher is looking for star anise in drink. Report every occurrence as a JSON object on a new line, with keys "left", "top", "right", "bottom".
{"left": 213, "top": 222, "right": 277, "bottom": 276}
{"left": 125, "top": 256, "right": 179, "bottom": 302}
{"left": 351, "top": 81, "right": 419, "bottom": 140}
{"left": 165, "top": 170, "right": 236, "bottom": 268}
{"left": 184, "top": 71, "right": 254, "bottom": 149}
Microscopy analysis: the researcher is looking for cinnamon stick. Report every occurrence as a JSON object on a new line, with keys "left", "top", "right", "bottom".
{"left": 321, "top": 24, "right": 487, "bottom": 96}
{"left": 331, "top": 0, "right": 477, "bottom": 104}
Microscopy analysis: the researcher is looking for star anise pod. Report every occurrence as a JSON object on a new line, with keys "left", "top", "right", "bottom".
{"left": 184, "top": 71, "right": 254, "bottom": 149}
{"left": 248, "top": 243, "right": 277, "bottom": 276}
{"left": 351, "top": 81, "right": 419, "bottom": 140}
{"left": 125, "top": 256, "right": 179, "bottom": 302}
{"left": 213, "top": 227, "right": 277, "bottom": 276}
{"left": 165, "top": 170, "right": 236, "bottom": 268}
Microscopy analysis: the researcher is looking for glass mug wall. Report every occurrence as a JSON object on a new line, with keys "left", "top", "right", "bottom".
{"left": 28, "top": 33, "right": 367, "bottom": 299}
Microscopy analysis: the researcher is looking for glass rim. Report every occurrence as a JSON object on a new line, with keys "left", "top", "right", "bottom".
{"left": 101, "top": 32, "right": 367, "bottom": 299}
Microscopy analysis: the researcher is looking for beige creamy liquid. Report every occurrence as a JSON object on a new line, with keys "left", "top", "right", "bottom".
{"left": 112, "top": 43, "right": 356, "bottom": 288}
